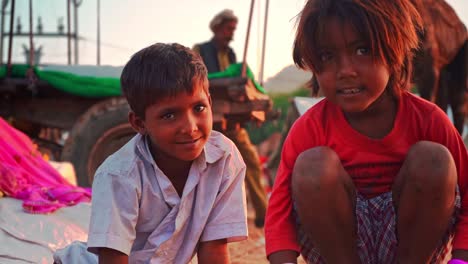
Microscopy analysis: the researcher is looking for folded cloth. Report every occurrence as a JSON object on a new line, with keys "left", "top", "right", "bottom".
{"left": 0, "top": 117, "right": 91, "bottom": 214}
{"left": 53, "top": 241, "right": 98, "bottom": 264}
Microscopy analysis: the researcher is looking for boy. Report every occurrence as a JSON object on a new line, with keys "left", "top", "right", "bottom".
{"left": 55, "top": 43, "right": 248, "bottom": 263}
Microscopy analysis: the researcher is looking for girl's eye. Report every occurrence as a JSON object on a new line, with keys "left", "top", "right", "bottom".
{"left": 356, "top": 47, "right": 370, "bottom": 55}
{"left": 194, "top": 105, "right": 206, "bottom": 113}
{"left": 161, "top": 113, "right": 175, "bottom": 120}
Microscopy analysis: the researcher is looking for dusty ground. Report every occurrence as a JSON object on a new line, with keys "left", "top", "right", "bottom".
{"left": 228, "top": 204, "right": 307, "bottom": 264}
{"left": 190, "top": 204, "right": 272, "bottom": 264}
{"left": 229, "top": 217, "right": 268, "bottom": 264}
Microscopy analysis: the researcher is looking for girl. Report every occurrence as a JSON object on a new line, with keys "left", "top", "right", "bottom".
{"left": 265, "top": 0, "right": 468, "bottom": 263}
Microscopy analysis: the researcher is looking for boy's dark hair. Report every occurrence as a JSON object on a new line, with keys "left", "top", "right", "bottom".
{"left": 121, "top": 43, "right": 208, "bottom": 118}
{"left": 293, "top": 0, "right": 423, "bottom": 97}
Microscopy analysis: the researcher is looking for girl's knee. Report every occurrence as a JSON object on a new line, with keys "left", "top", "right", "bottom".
{"left": 404, "top": 141, "right": 457, "bottom": 188}
{"left": 291, "top": 147, "right": 345, "bottom": 194}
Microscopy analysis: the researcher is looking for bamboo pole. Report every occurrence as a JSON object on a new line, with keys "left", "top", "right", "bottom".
{"left": 259, "top": 0, "right": 269, "bottom": 85}
{"left": 0, "top": 0, "right": 8, "bottom": 65}
{"left": 6, "top": 0, "right": 14, "bottom": 76}
{"left": 97, "top": 0, "right": 100, "bottom": 65}
{"left": 241, "top": 0, "right": 255, "bottom": 78}
{"left": 67, "top": 0, "right": 71, "bottom": 65}
{"left": 28, "top": 0, "right": 33, "bottom": 66}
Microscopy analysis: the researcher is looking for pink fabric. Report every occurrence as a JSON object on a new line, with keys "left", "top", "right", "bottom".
{"left": 449, "top": 260, "right": 468, "bottom": 264}
{"left": 0, "top": 118, "right": 91, "bottom": 214}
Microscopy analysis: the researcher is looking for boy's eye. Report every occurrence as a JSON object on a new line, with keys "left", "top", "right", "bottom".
{"left": 161, "top": 113, "right": 175, "bottom": 120}
{"left": 319, "top": 51, "right": 333, "bottom": 62}
{"left": 194, "top": 105, "right": 206, "bottom": 113}
{"left": 356, "top": 47, "right": 370, "bottom": 55}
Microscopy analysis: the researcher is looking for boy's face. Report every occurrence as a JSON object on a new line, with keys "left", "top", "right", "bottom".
{"left": 314, "top": 17, "right": 391, "bottom": 114}
{"left": 129, "top": 82, "right": 212, "bottom": 165}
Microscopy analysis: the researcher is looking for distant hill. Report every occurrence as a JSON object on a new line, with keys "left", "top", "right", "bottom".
{"left": 263, "top": 65, "right": 311, "bottom": 94}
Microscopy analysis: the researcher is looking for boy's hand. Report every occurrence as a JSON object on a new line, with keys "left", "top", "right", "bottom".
{"left": 197, "top": 239, "right": 229, "bottom": 264}
{"left": 268, "top": 250, "right": 298, "bottom": 264}
{"left": 98, "top": 248, "right": 128, "bottom": 264}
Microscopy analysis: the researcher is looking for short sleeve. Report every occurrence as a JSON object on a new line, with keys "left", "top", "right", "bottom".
{"left": 87, "top": 170, "right": 140, "bottom": 255}
{"left": 200, "top": 147, "right": 248, "bottom": 243}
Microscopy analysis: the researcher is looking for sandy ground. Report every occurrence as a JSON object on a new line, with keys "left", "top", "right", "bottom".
{"left": 228, "top": 203, "right": 307, "bottom": 264}
{"left": 229, "top": 217, "right": 269, "bottom": 264}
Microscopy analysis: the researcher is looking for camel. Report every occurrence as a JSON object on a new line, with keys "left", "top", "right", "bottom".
{"left": 411, "top": 0, "right": 468, "bottom": 134}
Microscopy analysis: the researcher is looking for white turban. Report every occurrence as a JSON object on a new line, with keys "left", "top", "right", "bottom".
{"left": 209, "top": 9, "right": 238, "bottom": 32}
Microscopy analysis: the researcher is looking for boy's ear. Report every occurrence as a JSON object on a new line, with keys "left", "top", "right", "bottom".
{"left": 128, "top": 111, "right": 146, "bottom": 135}
{"left": 208, "top": 93, "right": 212, "bottom": 106}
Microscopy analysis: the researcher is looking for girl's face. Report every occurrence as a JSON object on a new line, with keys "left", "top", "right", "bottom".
{"left": 314, "top": 17, "right": 391, "bottom": 114}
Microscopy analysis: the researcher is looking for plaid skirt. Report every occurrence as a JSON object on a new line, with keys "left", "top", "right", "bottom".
{"left": 295, "top": 189, "right": 461, "bottom": 264}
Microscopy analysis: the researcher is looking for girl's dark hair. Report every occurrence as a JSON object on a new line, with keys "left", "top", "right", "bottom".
{"left": 121, "top": 43, "right": 208, "bottom": 118}
{"left": 293, "top": 0, "right": 423, "bottom": 96}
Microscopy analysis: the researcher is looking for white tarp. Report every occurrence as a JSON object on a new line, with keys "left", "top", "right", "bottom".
{"left": 0, "top": 197, "right": 90, "bottom": 264}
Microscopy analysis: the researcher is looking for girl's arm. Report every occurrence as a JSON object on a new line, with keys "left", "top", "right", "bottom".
{"left": 197, "top": 239, "right": 229, "bottom": 264}
{"left": 98, "top": 248, "right": 128, "bottom": 264}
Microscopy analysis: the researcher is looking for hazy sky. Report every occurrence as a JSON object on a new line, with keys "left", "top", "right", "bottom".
{"left": 9, "top": 0, "right": 468, "bottom": 82}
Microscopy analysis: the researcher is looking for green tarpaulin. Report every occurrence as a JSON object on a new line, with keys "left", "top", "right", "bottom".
{"left": 0, "top": 63, "right": 266, "bottom": 98}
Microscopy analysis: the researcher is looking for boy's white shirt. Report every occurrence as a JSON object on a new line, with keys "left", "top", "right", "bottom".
{"left": 87, "top": 130, "right": 248, "bottom": 263}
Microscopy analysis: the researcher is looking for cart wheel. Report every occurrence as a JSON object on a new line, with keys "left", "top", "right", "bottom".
{"left": 61, "top": 97, "right": 135, "bottom": 186}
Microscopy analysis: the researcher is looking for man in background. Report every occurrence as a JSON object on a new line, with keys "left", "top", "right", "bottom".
{"left": 193, "top": 9, "right": 267, "bottom": 228}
